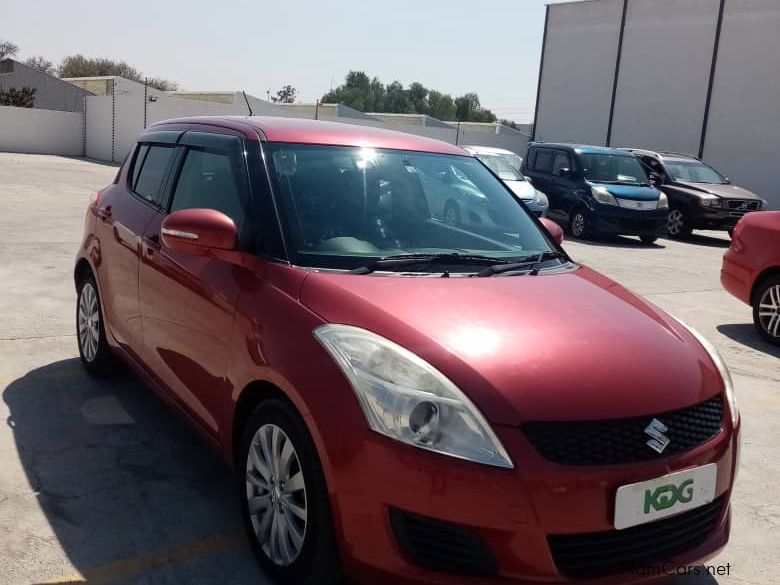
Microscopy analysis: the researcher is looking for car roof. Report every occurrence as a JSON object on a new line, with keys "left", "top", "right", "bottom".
{"left": 530, "top": 143, "right": 633, "bottom": 156}
{"left": 462, "top": 145, "right": 519, "bottom": 156}
{"left": 620, "top": 148, "right": 700, "bottom": 161}
{"left": 151, "top": 115, "right": 471, "bottom": 156}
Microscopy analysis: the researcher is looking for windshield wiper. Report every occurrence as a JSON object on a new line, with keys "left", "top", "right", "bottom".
{"left": 475, "top": 250, "right": 568, "bottom": 277}
{"left": 350, "top": 253, "right": 511, "bottom": 275}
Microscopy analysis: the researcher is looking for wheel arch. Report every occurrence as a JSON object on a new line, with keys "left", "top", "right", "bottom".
{"left": 74, "top": 257, "right": 94, "bottom": 289}
{"left": 750, "top": 267, "right": 780, "bottom": 306}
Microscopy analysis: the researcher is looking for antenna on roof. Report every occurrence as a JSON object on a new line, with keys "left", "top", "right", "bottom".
{"left": 242, "top": 91, "right": 253, "bottom": 116}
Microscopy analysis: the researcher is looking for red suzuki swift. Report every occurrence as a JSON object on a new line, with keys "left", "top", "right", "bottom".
{"left": 74, "top": 116, "right": 739, "bottom": 585}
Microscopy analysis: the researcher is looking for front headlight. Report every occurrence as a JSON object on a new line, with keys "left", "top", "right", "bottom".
{"left": 657, "top": 191, "right": 669, "bottom": 209}
{"left": 674, "top": 319, "right": 738, "bottom": 426}
{"left": 759, "top": 198, "right": 768, "bottom": 210}
{"left": 314, "top": 324, "right": 514, "bottom": 469}
{"left": 699, "top": 195, "right": 720, "bottom": 207}
{"left": 591, "top": 186, "right": 618, "bottom": 206}
{"left": 534, "top": 190, "right": 549, "bottom": 207}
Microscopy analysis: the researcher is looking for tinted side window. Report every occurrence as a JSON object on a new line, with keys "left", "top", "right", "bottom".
{"left": 552, "top": 153, "right": 571, "bottom": 176}
{"left": 534, "top": 150, "right": 554, "bottom": 173}
{"left": 133, "top": 145, "right": 176, "bottom": 204}
{"left": 170, "top": 148, "right": 247, "bottom": 230}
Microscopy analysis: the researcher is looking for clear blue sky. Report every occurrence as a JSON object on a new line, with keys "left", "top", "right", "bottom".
{"left": 4, "top": 0, "right": 567, "bottom": 122}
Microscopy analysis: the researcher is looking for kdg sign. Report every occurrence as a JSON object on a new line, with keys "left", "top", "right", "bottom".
{"left": 644, "top": 479, "right": 694, "bottom": 513}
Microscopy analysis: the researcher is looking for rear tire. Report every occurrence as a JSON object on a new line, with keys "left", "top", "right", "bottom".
{"left": 76, "top": 273, "right": 115, "bottom": 377}
{"left": 239, "top": 399, "right": 342, "bottom": 585}
{"left": 666, "top": 208, "right": 692, "bottom": 239}
{"left": 640, "top": 236, "right": 658, "bottom": 245}
{"left": 753, "top": 276, "right": 780, "bottom": 345}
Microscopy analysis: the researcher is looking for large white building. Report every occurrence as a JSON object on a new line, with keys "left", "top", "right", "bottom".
{"left": 533, "top": 0, "right": 780, "bottom": 208}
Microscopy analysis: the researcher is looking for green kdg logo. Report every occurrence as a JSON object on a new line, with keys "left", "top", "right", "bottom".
{"left": 644, "top": 479, "right": 694, "bottom": 513}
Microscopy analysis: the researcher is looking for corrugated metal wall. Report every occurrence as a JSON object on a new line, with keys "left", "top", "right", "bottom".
{"left": 534, "top": 0, "right": 780, "bottom": 208}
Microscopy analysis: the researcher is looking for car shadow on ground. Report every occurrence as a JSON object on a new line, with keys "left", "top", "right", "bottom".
{"left": 717, "top": 323, "right": 780, "bottom": 358}
{"left": 569, "top": 235, "right": 666, "bottom": 249}
{"left": 2, "top": 359, "right": 269, "bottom": 585}
{"left": 681, "top": 233, "right": 731, "bottom": 249}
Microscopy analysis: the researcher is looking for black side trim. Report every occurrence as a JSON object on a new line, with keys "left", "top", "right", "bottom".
{"left": 606, "top": 0, "right": 629, "bottom": 147}
{"left": 699, "top": 0, "right": 726, "bottom": 159}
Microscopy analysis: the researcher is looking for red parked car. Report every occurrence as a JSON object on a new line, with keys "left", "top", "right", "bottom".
{"left": 75, "top": 116, "right": 739, "bottom": 585}
{"left": 722, "top": 211, "right": 780, "bottom": 344}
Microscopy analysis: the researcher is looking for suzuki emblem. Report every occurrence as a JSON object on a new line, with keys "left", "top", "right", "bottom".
{"left": 645, "top": 418, "right": 671, "bottom": 454}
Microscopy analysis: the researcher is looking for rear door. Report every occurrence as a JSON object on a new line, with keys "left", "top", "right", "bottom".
{"left": 139, "top": 131, "right": 252, "bottom": 437}
{"left": 527, "top": 148, "right": 555, "bottom": 204}
{"left": 94, "top": 133, "right": 179, "bottom": 358}
{"left": 550, "top": 150, "right": 576, "bottom": 211}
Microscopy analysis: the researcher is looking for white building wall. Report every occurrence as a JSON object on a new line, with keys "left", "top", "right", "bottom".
{"left": 534, "top": 0, "right": 624, "bottom": 145}
{"left": 702, "top": 0, "right": 780, "bottom": 208}
{"left": 610, "top": 0, "right": 720, "bottom": 154}
{"left": 0, "top": 106, "right": 83, "bottom": 156}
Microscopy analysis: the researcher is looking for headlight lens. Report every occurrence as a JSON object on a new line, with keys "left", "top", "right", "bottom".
{"left": 535, "top": 190, "right": 549, "bottom": 207}
{"left": 315, "top": 324, "right": 514, "bottom": 469}
{"left": 591, "top": 186, "right": 618, "bottom": 206}
{"left": 674, "top": 319, "right": 738, "bottom": 426}
{"left": 699, "top": 195, "right": 720, "bottom": 207}
{"left": 657, "top": 191, "right": 669, "bottom": 209}
{"left": 759, "top": 198, "right": 768, "bottom": 210}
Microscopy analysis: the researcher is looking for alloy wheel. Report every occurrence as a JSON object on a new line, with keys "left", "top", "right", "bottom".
{"left": 571, "top": 212, "right": 586, "bottom": 237}
{"left": 246, "top": 424, "right": 308, "bottom": 567}
{"left": 78, "top": 282, "right": 100, "bottom": 362}
{"left": 667, "top": 209, "right": 684, "bottom": 236}
{"left": 758, "top": 284, "right": 780, "bottom": 338}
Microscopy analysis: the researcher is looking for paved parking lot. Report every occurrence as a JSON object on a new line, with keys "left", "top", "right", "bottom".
{"left": 0, "top": 153, "right": 777, "bottom": 585}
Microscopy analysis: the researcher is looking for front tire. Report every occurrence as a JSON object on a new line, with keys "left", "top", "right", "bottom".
{"left": 76, "top": 274, "right": 115, "bottom": 376}
{"left": 240, "top": 399, "right": 341, "bottom": 585}
{"left": 753, "top": 277, "right": 780, "bottom": 345}
{"left": 667, "top": 208, "right": 692, "bottom": 239}
{"left": 568, "top": 208, "right": 589, "bottom": 239}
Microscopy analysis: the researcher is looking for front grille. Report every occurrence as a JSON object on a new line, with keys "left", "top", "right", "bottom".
{"left": 549, "top": 496, "right": 725, "bottom": 579}
{"left": 389, "top": 508, "right": 498, "bottom": 576}
{"left": 726, "top": 199, "right": 760, "bottom": 211}
{"left": 523, "top": 395, "right": 722, "bottom": 466}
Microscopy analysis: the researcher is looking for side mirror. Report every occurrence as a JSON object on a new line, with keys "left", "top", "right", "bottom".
{"left": 161, "top": 208, "right": 238, "bottom": 254}
{"left": 648, "top": 172, "right": 663, "bottom": 187}
{"left": 539, "top": 217, "right": 565, "bottom": 245}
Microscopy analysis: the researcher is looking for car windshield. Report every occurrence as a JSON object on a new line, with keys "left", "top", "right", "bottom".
{"left": 500, "top": 152, "right": 523, "bottom": 172}
{"left": 665, "top": 160, "right": 727, "bottom": 184}
{"left": 265, "top": 144, "right": 555, "bottom": 271}
{"left": 580, "top": 153, "right": 649, "bottom": 186}
{"left": 477, "top": 153, "right": 525, "bottom": 182}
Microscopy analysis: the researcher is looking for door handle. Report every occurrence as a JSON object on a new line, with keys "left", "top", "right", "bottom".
{"left": 143, "top": 234, "right": 161, "bottom": 257}
{"left": 97, "top": 205, "right": 112, "bottom": 220}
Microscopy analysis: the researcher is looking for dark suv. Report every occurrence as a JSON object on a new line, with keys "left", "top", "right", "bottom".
{"left": 522, "top": 143, "right": 667, "bottom": 244}
{"left": 624, "top": 149, "right": 768, "bottom": 239}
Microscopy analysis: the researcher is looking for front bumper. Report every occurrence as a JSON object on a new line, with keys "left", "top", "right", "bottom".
{"left": 691, "top": 207, "right": 758, "bottom": 231}
{"left": 331, "top": 417, "right": 738, "bottom": 585}
{"left": 589, "top": 208, "right": 668, "bottom": 237}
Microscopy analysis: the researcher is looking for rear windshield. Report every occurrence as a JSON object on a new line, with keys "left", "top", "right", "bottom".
{"left": 264, "top": 144, "right": 553, "bottom": 270}
{"left": 580, "top": 153, "right": 649, "bottom": 186}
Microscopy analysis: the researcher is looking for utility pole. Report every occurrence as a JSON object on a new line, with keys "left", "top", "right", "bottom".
{"left": 315, "top": 100, "right": 320, "bottom": 120}
{"left": 455, "top": 119, "right": 461, "bottom": 145}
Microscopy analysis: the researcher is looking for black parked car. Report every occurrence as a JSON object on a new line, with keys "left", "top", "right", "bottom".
{"left": 623, "top": 149, "right": 768, "bottom": 239}
{"left": 522, "top": 143, "right": 667, "bottom": 244}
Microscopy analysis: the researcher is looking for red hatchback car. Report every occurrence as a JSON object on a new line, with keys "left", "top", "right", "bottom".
{"left": 75, "top": 116, "right": 739, "bottom": 585}
{"left": 722, "top": 211, "right": 780, "bottom": 344}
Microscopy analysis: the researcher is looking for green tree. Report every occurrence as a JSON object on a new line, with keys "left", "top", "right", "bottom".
{"left": 408, "top": 82, "right": 428, "bottom": 114}
{"left": 58, "top": 55, "right": 178, "bottom": 91}
{"left": 427, "top": 90, "right": 456, "bottom": 120}
{"left": 0, "top": 39, "right": 18, "bottom": 60}
{"left": 0, "top": 86, "right": 36, "bottom": 107}
{"left": 24, "top": 55, "right": 55, "bottom": 75}
{"left": 271, "top": 84, "right": 297, "bottom": 103}
{"left": 455, "top": 92, "right": 496, "bottom": 122}
{"left": 384, "top": 80, "right": 411, "bottom": 113}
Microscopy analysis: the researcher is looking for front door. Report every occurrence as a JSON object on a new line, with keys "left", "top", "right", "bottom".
{"left": 139, "top": 132, "right": 251, "bottom": 437}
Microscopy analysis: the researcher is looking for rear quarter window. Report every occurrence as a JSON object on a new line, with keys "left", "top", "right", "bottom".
{"left": 534, "top": 150, "right": 554, "bottom": 173}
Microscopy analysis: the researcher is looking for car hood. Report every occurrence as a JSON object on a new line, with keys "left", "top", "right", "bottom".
{"left": 503, "top": 179, "right": 536, "bottom": 200}
{"left": 671, "top": 181, "right": 762, "bottom": 200}
{"left": 590, "top": 182, "right": 660, "bottom": 201}
{"left": 301, "top": 267, "right": 721, "bottom": 427}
